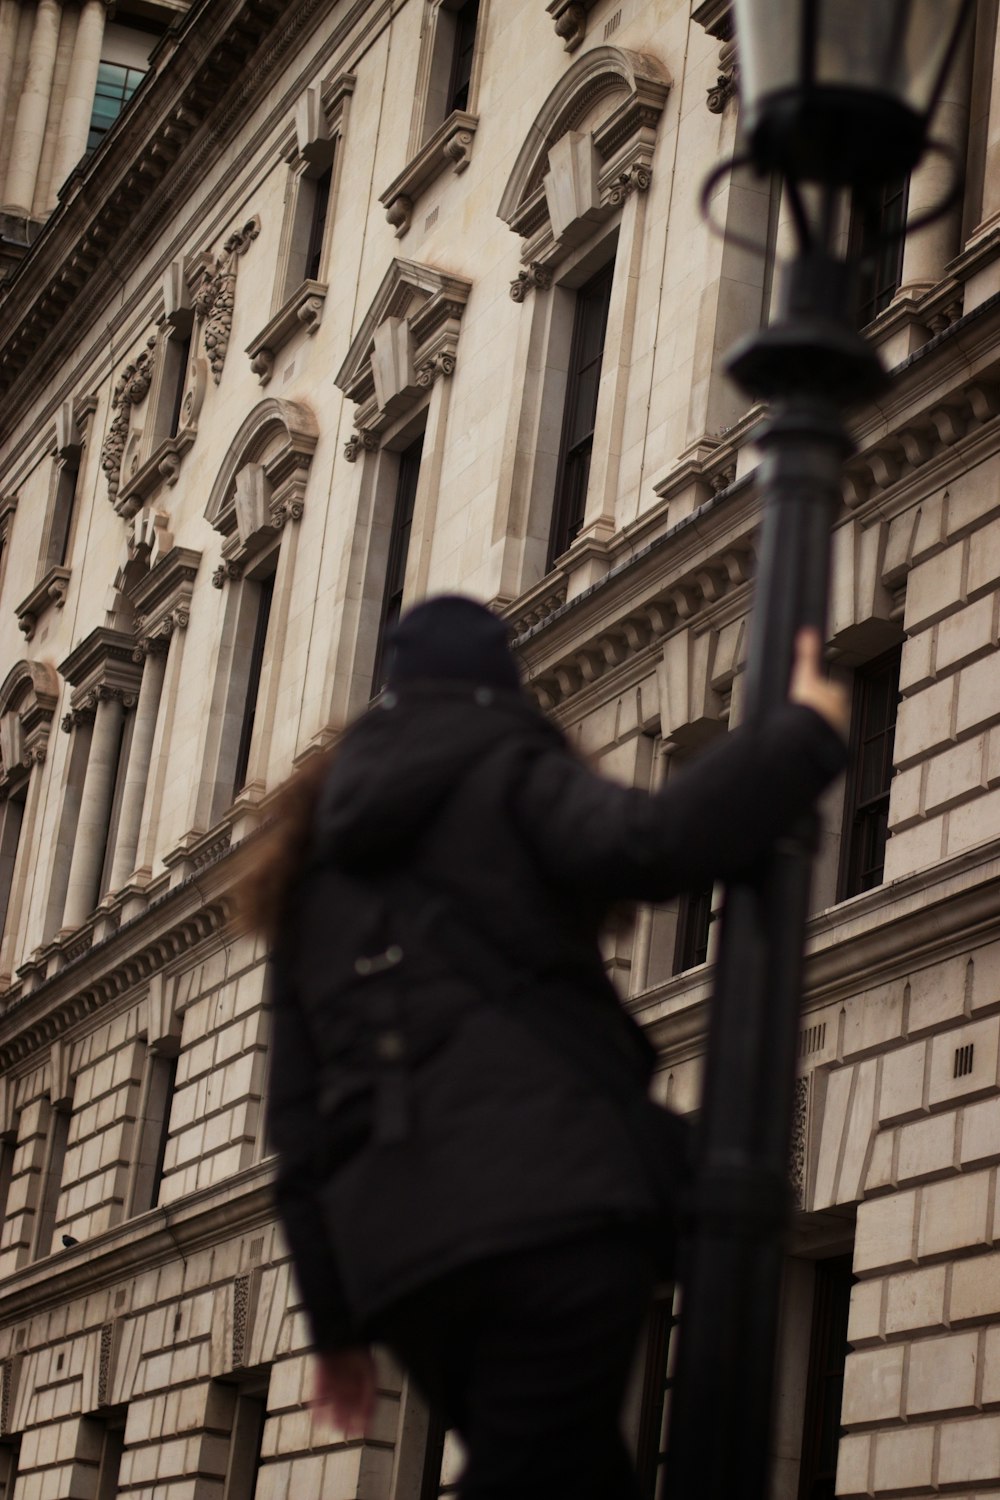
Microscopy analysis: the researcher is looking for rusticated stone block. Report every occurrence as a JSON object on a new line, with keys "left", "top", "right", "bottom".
{"left": 936, "top": 1413, "right": 1000, "bottom": 1487}
{"left": 917, "top": 1170, "right": 993, "bottom": 1260}
{"left": 936, "top": 595, "right": 996, "bottom": 673}
{"left": 906, "top": 1330, "right": 979, "bottom": 1417}
{"left": 904, "top": 541, "right": 965, "bottom": 633}
{"left": 884, "top": 1265, "right": 948, "bottom": 1339}
{"left": 893, "top": 678, "right": 956, "bottom": 767}
{"left": 879, "top": 1043, "right": 927, "bottom": 1124}
{"left": 841, "top": 1345, "right": 905, "bottom": 1426}
{"left": 871, "top": 1424, "right": 935, "bottom": 1494}
{"left": 848, "top": 1278, "right": 885, "bottom": 1346}
{"left": 835, "top": 1432, "right": 871, "bottom": 1497}
{"left": 896, "top": 1113, "right": 956, "bottom": 1185}
{"left": 855, "top": 1191, "right": 918, "bottom": 1275}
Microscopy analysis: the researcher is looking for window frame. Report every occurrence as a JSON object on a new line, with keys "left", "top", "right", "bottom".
{"left": 838, "top": 646, "right": 901, "bottom": 901}
{"left": 548, "top": 258, "right": 615, "bottom": 566}
{"left": 371, "top": 433, "right": 425, "bottom": 696}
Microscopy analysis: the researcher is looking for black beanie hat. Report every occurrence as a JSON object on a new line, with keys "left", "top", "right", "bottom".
{"left": 386, "top": 595, "right": 521, "bottom": 692}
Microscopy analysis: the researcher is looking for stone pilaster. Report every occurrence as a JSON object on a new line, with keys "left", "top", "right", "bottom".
{"left": 3, "top": 0, "right": 62, "bottom": 214}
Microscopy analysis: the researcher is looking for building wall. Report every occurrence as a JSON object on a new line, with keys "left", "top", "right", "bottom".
{"left": 2, "top": 0, "right": 1000, "bottom": 1496}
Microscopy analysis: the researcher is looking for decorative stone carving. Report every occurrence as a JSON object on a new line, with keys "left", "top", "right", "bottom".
{"left": 509, "top": 262, "right": 554, "bottom": 302}
{"left": 193, "top": 217, "right": 261, "bottom": 384}
{"left": 335, "top": 259, "right": 472, "bottom": 444}
{"left": 97, "top": 1322, "right": 115, "bottom": 1407}
{"left": 547, "top": 0, "right": 591, "bottom": 52}
{"left": 245, "top": 280, "right": 328, "bottom": 385}
{"left": 102, "top": 336, "right": 158, "bottom": 502}
{"left": 344, "top": 430, "right": 378, "bottom": 463}
{"left": 231, "top": 1271, "right": 261, "bottom": 1369}
{"left": 0, "top": 1355, "right": 21, "bottom": 1435}
{"left": 16, "top": 567, "right": 71, "bottom": 640}
{"left": 58, "top": 628, "right": 145, "bottom": 731}
{"left": 378, "top": 112, "right": 479, "bottom": 238}
{"left": 127, "top": 544, "right": 201, "bottom": 650}
{"left": 707, "top": 35, "right": 739, "bottom": 113}
{"left": 499, "top": 47, "right": 670, "bottom": 278}
{"left": 204, "top": 398, "right": 317, "bottom": 581}
{"left": 0, "top": 660, "right": 59, "bottom": 795}
{"left": 789, "top": 1075, "right": 810, "bottom": 1210}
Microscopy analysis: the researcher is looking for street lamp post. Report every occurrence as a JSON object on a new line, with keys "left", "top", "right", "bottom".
{"left": 664, "top": 5, "right": 975, "bottom": 1498}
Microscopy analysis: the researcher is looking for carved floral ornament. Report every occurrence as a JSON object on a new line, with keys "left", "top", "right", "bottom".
{"left": 334, "top": 258, "right": 472, "bottom": 458}
{"left": 498, "top": 46, "right": 671, "bottom": 297}
{"left": 0, "top": 660, "right": 59, "bottom": 796}
{"left": 101, "top": 219, "right": 259, "bottom": 513}
{"left": 204, "top": 398, "right": 318, "bottom": 586}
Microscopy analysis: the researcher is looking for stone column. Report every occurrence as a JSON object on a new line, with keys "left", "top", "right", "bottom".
{"left": 0, "top": 1, "right": 23, "bottom": 152}
{"left": 897, "top": 26, "right": 974, "bottom": 297}
{"left": 973, "top": 3, "right": 1000, "bottom": 231}
{"left": 61, "top": 689, "right": 124, "bottom": 930}
{"left": 108, "top": 643, "right": 167, "bottom": 893}
{"left": 3, "top": 0, "right": 63, "bottom": 214}
{"left": 50, "top": 0, "right": 107, "bottom": 197}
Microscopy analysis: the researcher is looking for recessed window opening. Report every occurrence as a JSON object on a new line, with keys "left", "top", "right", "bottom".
{"left": 0, "top": 1436, "right": 21, "bottom": 1500}
{"left": 840, "top": 648, "right": 901, "bottom": 900}
{"left": 797, "top": 1255, "right": 854, "bottom": 1500}
{"left": 33, "top": 1098, "right": 73, "bottom": 1259}
{"left": 50, "top": 454, "right": 81, "bottom": 569}
{"left": 167, "top": 330, "right": 193, "bottom": 439}
{"left": 448, "top": 0, "right": 480, "bottom": 114}
{"left": 674, "top": 882, "right": 713, "bottom": 974}
{"left": 81, "top": 1408, "right": 127, "bottom": 1500}
{"left": 636, "top": 1289, "right": 680, "bottom": 1499}
{"left": 128, "top": 1046, "right": 179, "bottom": 1217}
{"left": 87, "top": 63, "right": 146, "bottom": 152}
{"left": 372, "top": 434, "right": 425, "bottom": 696}
{"left": 0, "top": 785, "right": 26, "bottom": 948}
{"left": 233, "top": 569, "right": 276, "bottom": 798}
{"left": 849, "top": 178, "right": 909, "bottom": 328}
{"left": 304, "top": 164, "right": 333, "bottom": 283}
{"left": 548, "top": 259, "right": 614, "bottom": 566}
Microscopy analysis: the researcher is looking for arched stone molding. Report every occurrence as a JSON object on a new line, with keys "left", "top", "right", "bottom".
{"left": 497, "top": 46, "right": 670, "bottom": 275}
{"left": 204, "top": 398, "right": 318, "bottom": 585}
{"left": 334, "top": 258, "right": 472, "bottom": 449}
{"left": 0, "top": 660, "right": 59, "bottom": 791}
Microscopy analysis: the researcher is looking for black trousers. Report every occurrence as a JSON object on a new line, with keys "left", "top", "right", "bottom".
{"left": 372, "top": 1228, "right": 656, "bottom": 1499}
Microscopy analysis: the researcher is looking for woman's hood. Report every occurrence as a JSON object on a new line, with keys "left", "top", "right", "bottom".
{"left": 314, "top": 685, "right": 563, "bottom": 871}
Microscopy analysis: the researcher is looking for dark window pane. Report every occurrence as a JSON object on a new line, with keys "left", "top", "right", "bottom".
{"left": 448, "top": 0, "right": 480, "bottom": 114}
{"left": 372, "top": 434, "right": 425, "bottom": 695}
{"left": 636, "top": 1293, "right": 679, "bottom": 1499}
{"left": 850, "top": 177, "right": 908, "bottom": 328}
{"left": 233, "top": 572, "right": 275, "bottom": 797}
{"left": 304, "top": 164, "right": 333, "bottom": 283}
{"left": 840, "top": 648, "right": 901, "bottom": 899}
{"left": 87, "top": 63, "right": 146, "bottom": 152}
{"left": 549, "top": 261, "right": 615, "bottom": 565}
{"left": 674, "top": 883, "right": 713, "bottom": 973}
{"left": 798, "top": 1256, "right": 853, "bottom": 1500}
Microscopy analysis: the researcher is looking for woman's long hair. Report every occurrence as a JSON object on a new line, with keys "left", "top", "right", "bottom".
{"left": 236, "top": 746, "right": 335, "bottom": 941}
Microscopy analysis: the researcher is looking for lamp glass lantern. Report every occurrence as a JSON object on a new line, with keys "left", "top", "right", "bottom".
{"left": 734, "top": 0, "right": 975, "bottom": 187}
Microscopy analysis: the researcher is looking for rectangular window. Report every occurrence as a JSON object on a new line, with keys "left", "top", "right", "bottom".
{"left": 32, "top": 1098, "right": 72, "bottom": 1259}
{"left": 167, "top": 330, "right": 193, "bottom": 439}
{"left": 49, "top": 453, "right": 81, "bottom": 570}
{"left": 0, "top": 1438, "right": 21, "bottom": 1500}
{"left": 220, "top": 1381, "right": 268, "bottom": 1500}
{"left": 849, "top": 178, "right": 908, "bottom": 328}
{"left": 81, "top": 1409, "right": 127, "bottom": 1500}
{"left": 97, "top": 709, "right": 135, "bottom": 901}
{"left": 304, "top": 164, "right": 333, "bottom": 284}
{"left": 673, "top": 883, "right": 714, "bottom": 974}
{"left": 839, "top": 647, "right": 901, "bottom": 899}
{"left": 233, "top": 569, "right": 276, "bottom": 798}
{"left": 549, "top": 260, "right": 615, "bottom": 566}
{"left": 636, "top": 1291, "right": 679, "bottom": 1500}
{"left": 127, "top": 1046, "right": 179, "bottom": 1217}
{"left": 0, "top": 786, "right": 26, "bottom": 950}
{"left": 372, "top": 434, "right": 425, "bottom": 695}
{"left": 0, "top": 1122, "right": 17, "bottom": 1240}
{"left": 797, "top": 1256, "right": 853, "bottom": 1500}
{"left": 87, "top": 63, "right": 146, "bottom": 152}
{"left": 447, "top": 0, "right": 480, "bottom": 114}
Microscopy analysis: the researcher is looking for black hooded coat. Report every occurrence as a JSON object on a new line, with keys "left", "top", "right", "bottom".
{"left": 267, "top": 683, "right": 846, "bottom": 1351}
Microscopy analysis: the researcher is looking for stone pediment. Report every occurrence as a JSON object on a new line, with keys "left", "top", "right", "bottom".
{"left": 334, "top": 259, "right": 472, "bottom": 445}
{"left": 204, "top": 398, "right": 318, "bottom": 584}
{"left": 497, "top": 46, "right": 670, "bottom": 274}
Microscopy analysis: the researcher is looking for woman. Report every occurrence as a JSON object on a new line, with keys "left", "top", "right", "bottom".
{"left": 245, "top": 595, "right": 848, "bottom": 1499}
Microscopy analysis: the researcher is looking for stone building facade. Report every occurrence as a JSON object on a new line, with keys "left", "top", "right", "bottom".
{"left": 2, "top": 0, "right": 1000, "bottom": 1496}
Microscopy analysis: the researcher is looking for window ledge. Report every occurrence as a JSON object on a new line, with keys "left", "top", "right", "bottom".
{"left": 379, "top": 110, "right": 479, "bottom": 238}
{"left": 245, "top": 279, "right": 328, "bottom": 385}
{"left": 16, "top": 565, "right": 71, "bottom": 642}
{"left": 116, "top": 428, "right": 198, "bottom": 518}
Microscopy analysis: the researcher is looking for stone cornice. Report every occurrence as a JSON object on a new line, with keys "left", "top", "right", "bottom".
{"left": 0, "top": 1164, "right": 274, "bottom": 1324}
{"left": 691, "top": 0, "right": 734, "bottom": 42}
{"left": 58, "top": 627, "right": 145, "bottom": 712}
{"left": 128, "top": 545, "right": 202, "bottom": 647}
{"left": 0, "top": 0, "right": 342, "bottom": 422}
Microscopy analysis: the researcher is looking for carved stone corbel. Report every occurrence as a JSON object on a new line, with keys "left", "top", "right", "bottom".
{"left": 385, "top": 195, "right": 413, "bottom": 238}
{"left": 212, "top": 560, "right": 243, "bottom": 590}
{"left": 548, "top": 0, "right": 588, "bottom": 52}
{"left": 510, "top": 263, "right": 554, "bottom": 302}
{"left": 707, "top": 38, "right": 739, "bottom": 113}
{"left": 607, "top": 164, "right": 652, "bottom": 204}
{"left": 416, "top": 351, "right": 456, "bottom": 387}
{"left": 344, "top": 430, "right": 377, "bottom": 463}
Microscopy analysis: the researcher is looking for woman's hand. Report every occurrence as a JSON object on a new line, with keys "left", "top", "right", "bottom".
{"left": 312, "top": 1347, "right": 377, "bottom": 1436}
{"left": 789, "top": 628, "right": 850, "bottom": 740}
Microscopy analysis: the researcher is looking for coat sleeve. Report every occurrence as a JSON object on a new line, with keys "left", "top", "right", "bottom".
{"left": 266, "top": 955, "right": 365, "bottom": 1352}
{"left": 513, "top": 703, "right": 847, "bottom": 902}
